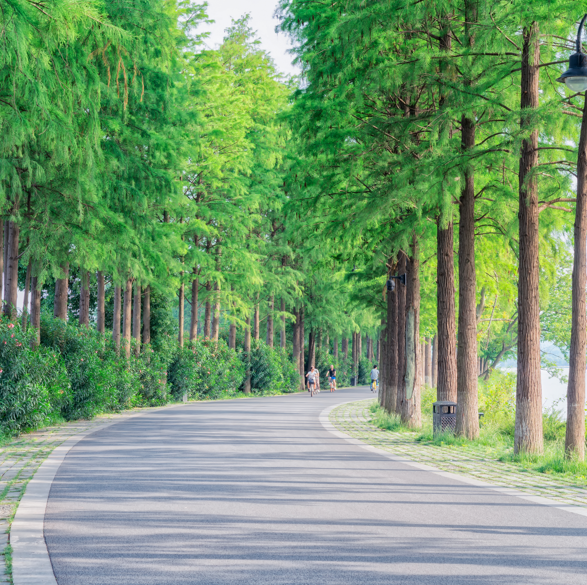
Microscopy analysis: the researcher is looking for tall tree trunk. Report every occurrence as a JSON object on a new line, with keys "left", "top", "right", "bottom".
{"left": 190, "top": 276, "right": 199, "bottom": 341}
{"left": 112, "top": 285, "right": 121, "bottom": 351}
{"left": 425, "top": 338, "right": 432, "bottom": 386}
{"left": 515, "top": 21, "right": 543, "bottom": 455}
{"left": 280, "top": 298, "right": 286, "bottom": 349}
{"left": 457, "top": 119, "right": 479, "bottom": 438}
{"left": 565, "top": 94, "right": 587, "bottom": 459}
{"left": 211, "top": 283, "right": 220, "bottom": 342}
{"left": 133, "top": 283, "right": 141, "bottom": 356}
{"left": 401, "top": 237, "right": 422, "bottom": 428}
{"left": 229, "top": 317, "right": 236, "bottom": 349}
{"left": 3, "top": 222, "right": 19, "bottom": 319}
{"left": 204, "top": 281, "right": 211, "bottom": 338}
{"left": 54, "top": 263, "right": 69, "bottom": 321}
{"left": 386, "top": 276, "right": 399, "bottom": 414}
{"left": 30, "top": 276, "right": 41, "bottom": 347}
{"left": 0, "top": 221, "right": 4, "bottom": 304}
{"left": 299, "top": 308, "right": 305, "bottom": 379}
{"left": 293, "top": 308, "right": 300, "bottom": 383}
{"left": 253, "top": 297, "right": 260, "bottom": 340}
{"left": 379, "top": 317, "right": 388, "bottom": 408}
{"left": 244, "top": 315, "right": 251, "bottom": 394}
{"left": 122, "top": 279, "right": 132, "bottom": 359}
{"left": 22, "top": 260, "right": 31, "bottom": 331}
{"left": 437, "top": 220, "right": 458, "bottom": 402}
{"left": 396, "top": 252, "right": 407, "bottom": 412}
{"left": 97, "top": 271, "right": 105, "bottom": 334}
{"left": 334, "top": 338, "right": 339, "bottom": 358}
{"left": 267, "top": 296, "right": 274, "bottom": 347}
{"left": 342, "top": 337, "right": 348, "bottom": 361}
{"left": 358, "top": 334, "right": 362, "bottom": 362}
{"left": 178, "top": 282, "right": 185, "bottom": 348}
{"left": 142, "top": 285, "right": 151, "bottom": 346}
{"left": 308, "top": 329, "right": 316, "bottom": 368}
{"left": 2, "top": 221, "right": 7, "bottom": 302}
{"left": 79, "top": 270, "right": 90, "bottom": 327}
{"left": 432, "top": 334, "right": 438, "bottom": 388}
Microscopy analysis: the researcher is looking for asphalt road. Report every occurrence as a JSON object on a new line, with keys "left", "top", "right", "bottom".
{"left": 45, "top": 387, "right": 587, "bottom": 584}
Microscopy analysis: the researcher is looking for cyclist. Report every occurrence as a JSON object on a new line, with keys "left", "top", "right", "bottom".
{"left": 370, "top": 364, "right": 379, "bottom": 392}
{"left": 328, "top": 365, "right": 337, "bottom": 392}
{"left": 306, "top": 366, "right": 318, "bottom": 396}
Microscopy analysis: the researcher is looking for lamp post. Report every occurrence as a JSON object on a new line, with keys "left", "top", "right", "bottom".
{"left": 557, "top": 14, "right": 587, "bottom": 92}
{"left": 557, "top": 15, "right": 587, "bottom": 460}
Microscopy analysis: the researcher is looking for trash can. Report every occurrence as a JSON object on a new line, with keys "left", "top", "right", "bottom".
{"left": 433, "top": 401, "right": 457, "bottom": 437}
{"left": 351, "top": 376, "right": 357, "bottom": 386}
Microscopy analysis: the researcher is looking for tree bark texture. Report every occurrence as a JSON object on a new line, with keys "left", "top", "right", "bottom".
{"left": 253, "top": 301, "right": 260, "bottom": 341}
{"left": 22, "top": 261, "right": 31, "bottom": 331}
{"left": 0, "top": 221, "right": 4, "bottom": 303}
{"left": 432, "top": 335, "right": 438, "bottom": 388}
{"left": 97, "top": 271, "right": 105, "bottom": 334}
{"left": 211, "top": 283, "right": 220, "bottom": 342}
{"left": 425, "top": 338, "right": 432, "bottom": 386}
{"left": 515, "top": 21, "right": 543, "bottom": 455}
{"left": 122, "top": 279, "right": 132, "bottom": 359}
{"left": 396, "top": 252, "right": 407, "bottom": 411}
{"left": 386, "top": 279, "right": 399, "bottom": 414}
{"left": 267, "top": 296, "right": 274, "bottom": 347}
{"left": 133, "top": 283, "right": 141, "bottom": 356}
{"left": 79, "top": 271, "right": 90, "bottom": 327}
{"left": 379, "top": 316, "right": 388, "bottom": 408}
{"left": 204, "top": 281, "right": 211, "bottom": 338}
{"left": 244, "top": 315, "right": 251, "bottom": 394}
{"left": 457, "top": 114, "right": 480, "bottom": 438}
{"left": 565, "top": 93, "right": 587, "bottom": 460}
{"left": 293, "top": 308, "right": 300, "bottom": 385}
{"left": 142, "top": 285, "right": 151, "bottom": 346}
{"left": 3, "top": 221, "right": 19, "bottom": 319}
{"left": 30, "top": 276, "right": 41, "bottom": 347}
{"left": 342, "top": 338, "right": 348, "bottom": 361}
{"left": 299, "top": 308, "right": 305, "bottom": 378}
{"left": 437, "top": 219, "right": 459, "bottom": 402}
{"left": 280, "top": 298, "right": 286, "bottom": 349}
{"left": 334, "top": 338, "right": 338, "bottom": 359}
{"left": 178, "top": 282, "right": 185, "bottom": 348}
{"left": 54, "top": 262, "right": 69, "bottom": 321}
{"left": 401, "top": 240, "right": 421, "bottom": 428}
{"left": 308, "top": 329, "right": 316, "bottom": 368}
{"left": 190, "top": 277, "right": 199, "bottom": 341}
{"left": 112, "top": 285, "right": 121, "bottom": 351}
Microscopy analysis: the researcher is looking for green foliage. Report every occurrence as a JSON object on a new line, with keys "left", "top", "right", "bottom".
{"left": 478, "top": 370, "right": 517, "bottom": 437}
{"left": 245, "top": 340, "right": 299, "bottom": 393}
{"left": 0, "top": 319, "right": 69, "bottom": 433}
{"left": 168, "top": 338, "right": 245, "bottom": 400}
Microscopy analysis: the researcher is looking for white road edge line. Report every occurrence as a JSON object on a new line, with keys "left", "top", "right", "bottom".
{"left": 319, "top": 399, "right": 587, "bottom": 519}
{"left": 10, "top": 401, "right": 195, "bottom": 585}
{"left": 11, "top": 390, "right": 309, "bottom": 585}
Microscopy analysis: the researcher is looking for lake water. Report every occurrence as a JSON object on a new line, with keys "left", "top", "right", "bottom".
{"left": 503, "top": 368, "right": 569, "bottom": 418}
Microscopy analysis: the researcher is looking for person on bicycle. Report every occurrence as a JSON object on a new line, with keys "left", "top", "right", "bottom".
{"left": 306, "top": 366, "right": 318, "bottom": 395}
{"left": 370, "top": 364, "right": 379, "bottom": 392}
{"left": 328, "top": 365, "right": 337, "bottom": 392}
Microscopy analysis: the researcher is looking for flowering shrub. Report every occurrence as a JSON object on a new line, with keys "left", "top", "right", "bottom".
{"left": 0, "top": 318, "right": 69, "bottom": 432}
{"left": 168, "top": 338, "right": 244, "bottom": 400}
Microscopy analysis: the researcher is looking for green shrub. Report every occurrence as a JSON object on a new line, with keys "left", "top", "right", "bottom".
{"left": 478, "top": 369, "right": 516, "bottom": 436}
{"left": 358, "top": 357, "right": 372, "bottom": 385}
{"left": 242, "top": 340, "right": 299, "bottom": 393}
{"left": 169, "top": 338, "right": 244, "bottom": 400}
{"left": 0, "top": 318, "right": 70, "bottom": 433}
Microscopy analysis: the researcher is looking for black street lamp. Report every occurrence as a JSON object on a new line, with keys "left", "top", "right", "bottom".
{"left": 557, "top": 14, "right": 587, "bottom": 92}
{"left": 386, "top": 274, "right": 406, "bottom": 291}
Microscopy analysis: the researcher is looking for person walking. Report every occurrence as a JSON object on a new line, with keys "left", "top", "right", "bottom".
{"left": 328, "top": 365, "right": 337, "bottom": 392}
{"left": 370, "top": 364, "right": 379, "bottom": 392}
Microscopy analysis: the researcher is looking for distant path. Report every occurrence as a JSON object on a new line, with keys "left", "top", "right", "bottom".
{"left": 45, "top": 387, "right": 587, "bottom": 584}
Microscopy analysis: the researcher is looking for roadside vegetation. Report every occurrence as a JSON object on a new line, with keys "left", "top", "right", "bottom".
{"left": 370, "top": 370, "right": 587, "bottom": 481}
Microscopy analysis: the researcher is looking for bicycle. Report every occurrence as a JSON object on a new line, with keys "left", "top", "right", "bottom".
{"left": 309, "top": 382, "right": 316, "bottom": 397}
{"left": 371, "top": 379, "right": 378, "bottom": 392}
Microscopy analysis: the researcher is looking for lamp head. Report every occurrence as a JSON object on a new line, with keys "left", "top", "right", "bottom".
{"left": 557, "top": 15, "right": 587, "bottom": 92}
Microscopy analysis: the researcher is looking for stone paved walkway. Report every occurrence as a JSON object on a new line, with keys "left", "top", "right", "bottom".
{"left": 330, "top": 399, "right": 587, "bottom": 509}
{"left": 0, "top": 408, "right": 158, "bottom": 584}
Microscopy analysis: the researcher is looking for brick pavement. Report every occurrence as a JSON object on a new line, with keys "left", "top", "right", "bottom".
{"left": 330, "top": 399, "right": 587, "bottom": 509}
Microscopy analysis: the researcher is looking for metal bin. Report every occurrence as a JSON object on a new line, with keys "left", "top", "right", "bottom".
{"left": 433, "top": 401, "right": 457, "bottom": 436}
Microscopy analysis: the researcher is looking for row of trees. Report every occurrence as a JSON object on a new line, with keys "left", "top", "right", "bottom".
{"left": 278, "top": 0, "right": 587, "bottom": 457}
{"left": 1, "top": 1, "right": 381, "bottom": 405}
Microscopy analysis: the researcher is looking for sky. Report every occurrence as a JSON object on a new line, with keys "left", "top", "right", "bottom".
{"left": 200, "top": 0, "right": 299, "bottom": 77}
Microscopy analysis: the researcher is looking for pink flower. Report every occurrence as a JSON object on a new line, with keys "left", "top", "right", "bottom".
{"left": 0, "top": 369, "right": 3, "bottom": 373}
{"left": 7, "top": 323, "right": 14, "bottom": 329}
{"left": 10, "top": 334, "right": 13, "bottom": 338}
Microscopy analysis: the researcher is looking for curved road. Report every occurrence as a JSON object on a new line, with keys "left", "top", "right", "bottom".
{"left": 45, "top": 387, "right": 587, "bottom": 584}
